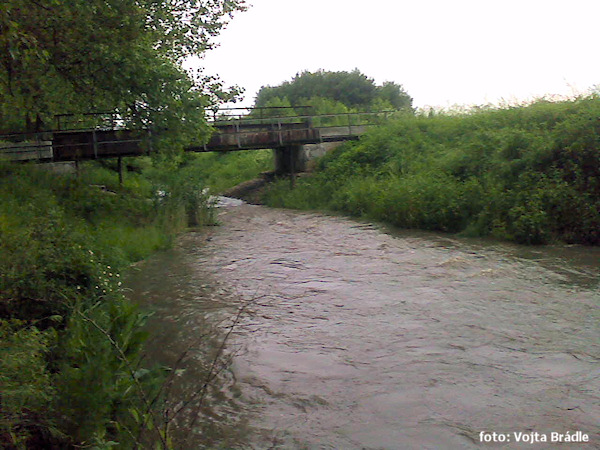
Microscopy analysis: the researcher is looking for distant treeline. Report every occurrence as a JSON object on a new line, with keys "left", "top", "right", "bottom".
{"left": 253, "top": 69, "right": 413, "bottom": 114}
{"left": 264, "top": 97, "right": 600, "bottom": 245}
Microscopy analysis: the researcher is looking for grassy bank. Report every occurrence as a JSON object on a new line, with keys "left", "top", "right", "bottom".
{"left": 0, "top": 159, "right": 216, "bottom": 448}
{"left": 181, "top": 149, "right": 274, "bottom": 193}
{"left": 264, "top": 97, "right": 600, "bottom": 245}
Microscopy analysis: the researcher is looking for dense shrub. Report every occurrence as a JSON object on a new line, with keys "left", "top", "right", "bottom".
{"left": 0, "top": 161, "right": 214, "bottom": 448}
{"left": 264, "top": 96, "right": 600, "bottom": 245}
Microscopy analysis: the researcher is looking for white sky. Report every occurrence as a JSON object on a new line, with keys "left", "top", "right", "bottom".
{"left": 192, "top": 0, "right": 600, "bottom": 110}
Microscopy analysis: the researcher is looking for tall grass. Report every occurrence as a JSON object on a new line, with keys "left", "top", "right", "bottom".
{"left": 183, "top": 150, "right": 274, "bottom": 193}
{"left": 264, "top": 97, "right": 600, "bottom": 245}
{"left": 0, "top": 159, "right": 217, "bottom": 448}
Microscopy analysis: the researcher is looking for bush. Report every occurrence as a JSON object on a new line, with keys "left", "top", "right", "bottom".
{"left": 264, "top": 96, "right": 600, "bottom": 245}
{"left": 0, "top": 321, "right": 58, "bottom": 448}
{"left": 0, "top": 161, "right": 210, "bottom": 447}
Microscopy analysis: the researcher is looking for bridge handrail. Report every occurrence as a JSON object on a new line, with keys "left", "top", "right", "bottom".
{"left": 0, "top": 129, "right": 148, "bottom": 162}
{"left": 1, "top": 110, "right": 395, "bottom": 137}
{"left": 208, "top": 110, "right": 395, "bottom": 127}
{"left": 1, "top": 110, "right": 397, "bottom": 161}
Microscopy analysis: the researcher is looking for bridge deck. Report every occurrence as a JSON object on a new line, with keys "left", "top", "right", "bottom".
{"left": 0, "top": 112, "right": 389, "bottom": 163}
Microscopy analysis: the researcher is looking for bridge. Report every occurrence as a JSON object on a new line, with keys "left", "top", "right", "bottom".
{"left": 0, "top": 108, "right": 392, "bottom": 175}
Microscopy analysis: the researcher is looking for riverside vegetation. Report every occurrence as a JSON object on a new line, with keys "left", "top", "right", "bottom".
{"left": 0, "top": 152, "right": 271, "bottom": 448}
{"left": 264, "top": 96, "right": 600, "bottom": 246}
{"left": 1, "top": 0, "right": 250, "bottom": 446}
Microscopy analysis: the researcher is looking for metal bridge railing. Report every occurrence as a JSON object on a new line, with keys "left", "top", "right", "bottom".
{"left": 0, "top": 130, "right": 148, "bottom": 163}
{"left": 1, "top": 110, "right": 396, "bottom": 161}
{"left": 54, "top": 112, "right": 126, "bottom": 132}
{"left": 207, "top": 110, "right": 395, "bottom": 145}
{"left": 208, "top": 110, "right": 393, "bottom": 127}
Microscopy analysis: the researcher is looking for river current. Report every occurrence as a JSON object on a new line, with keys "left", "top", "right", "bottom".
{"left": 125, "top": 200, "right": 599, "bottom": 449}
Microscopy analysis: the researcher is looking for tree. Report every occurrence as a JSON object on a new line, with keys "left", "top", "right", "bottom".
{"left": 376, "top": 81, "right": 413, "bottom": 110}
{"left": 0, "top": 0, "right": 246, "bottom": 152}
{"left": 254, "top": 69, "right": 413, "bottom": 112}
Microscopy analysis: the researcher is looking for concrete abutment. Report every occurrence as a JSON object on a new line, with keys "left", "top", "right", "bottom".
{"left": 273, "top": 142, "right": 345, "bottom": 174}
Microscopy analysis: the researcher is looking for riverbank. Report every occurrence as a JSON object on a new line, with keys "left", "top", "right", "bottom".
{"left": 263, "top": 96, "right": 600, "bottom": 246}
{"left": 0, "top": 160, "right": 217, "bottom": 448}
{"left": 0, "top": 144, "right": 280, "bottom": 447}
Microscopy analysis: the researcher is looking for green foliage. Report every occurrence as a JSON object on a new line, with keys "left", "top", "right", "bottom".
{"left": 146, "top": 162, "right": 217, "bottom": 228}
{"left": 52, "top": 298, "right": 157, "bottom": 448}
{"left": 264, "top": 97, "right": 600, "bottom": 245}
{"left": 0, "top": 321, "right": 58, "bottom": 448}
{"left": 0, "top": 160, "right": 215, "bottom": 447}
{"left": 1, "top": 0, "right": 252, "bottom": 443}
{"left": 252, "top": 97, "right": 296, "bottom": 117}
{"left": 254, "top": 69, "right": 413, "bottom": 112}
{"left": 177, "top": 150, "right": 274, "bottom": 194}
{"left": 0, "top": 0, "right": 246, "bottom": 153}
{"left": 377, "top": 81, "right": 414, "bottom": 110}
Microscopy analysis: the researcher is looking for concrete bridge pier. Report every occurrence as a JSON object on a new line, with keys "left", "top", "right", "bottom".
{"left": 274, "top": 145, "right": 306, "bottom": 175}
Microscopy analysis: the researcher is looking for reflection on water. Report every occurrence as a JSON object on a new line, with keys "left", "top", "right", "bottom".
{"left": 126, "top": 201, "right": 599, "bottom": 449}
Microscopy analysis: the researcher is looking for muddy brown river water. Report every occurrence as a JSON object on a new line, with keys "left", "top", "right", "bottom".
{"left": 125, "top": 201, "right": 599, "bottom": 449}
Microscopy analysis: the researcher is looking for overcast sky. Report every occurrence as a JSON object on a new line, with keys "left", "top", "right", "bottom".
{"left": 191, "top": 0, "right": 599, "bottom": 110}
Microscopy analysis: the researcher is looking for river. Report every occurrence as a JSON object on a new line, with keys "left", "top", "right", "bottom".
{"left": 125, "top": 200, "right": 599, "bottom": 449}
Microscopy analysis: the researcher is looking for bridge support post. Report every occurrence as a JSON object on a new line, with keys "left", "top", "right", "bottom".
{"left": 118, "top": 155, "right": 123, "bottom": 186}
{"left": 289, "top": 146, "right": 296, "bottom": 189}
